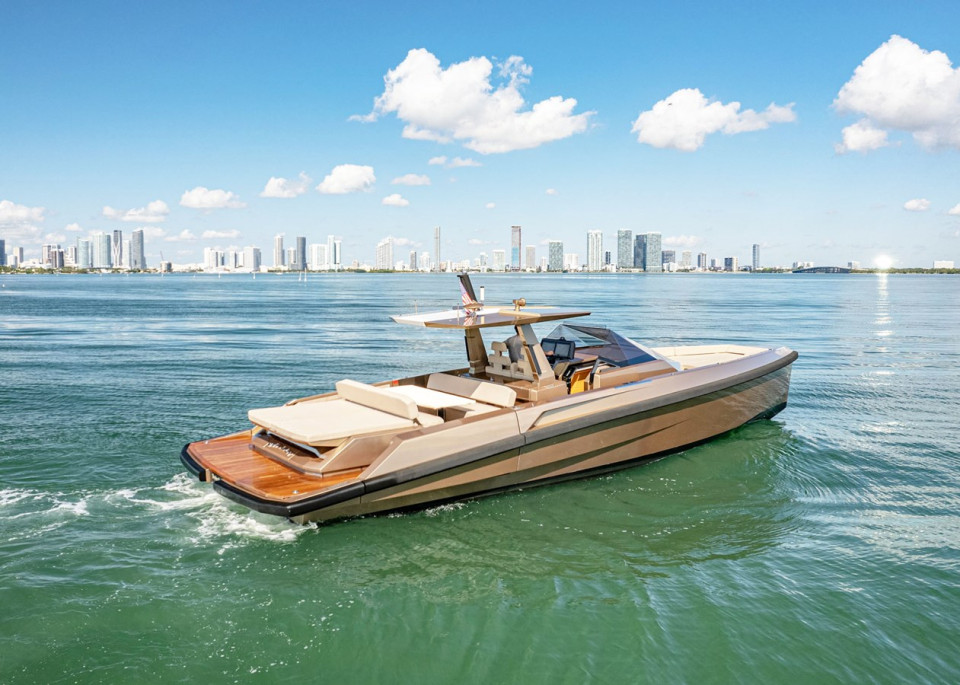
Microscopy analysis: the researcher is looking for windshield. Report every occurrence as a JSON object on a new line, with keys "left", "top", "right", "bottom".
{"left": 544, "top": 323, "right": 669, "bottom": 368}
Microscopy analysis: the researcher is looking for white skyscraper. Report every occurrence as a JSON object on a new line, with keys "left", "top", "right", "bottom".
{"left": 309, "top": 244, "right": 328, "bottom": 270}
{"left": 492, "top": 249, "right": 506, "bottom": 272}
{"left": 92, "top": 232, "right": 112, "bottom": 268}
{"left": 525, "top": 245, "right": 536, "bottom": 271}
{"left": 376, "top": 237, "right": 394, "bottom": 270}
{"left": 434, "top": 226, "right": 441, "bottom": 272}
{"left": 273, "top": 234, "right": 285, "bottom": 268}
{"left": 586, "top": 230, "right": 603, "bottom": 272}
{"left": 243, "top": 245, "right": 261, "bottom": 272}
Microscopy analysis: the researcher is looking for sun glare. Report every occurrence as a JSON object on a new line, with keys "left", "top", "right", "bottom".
{"left": 874, "top": 255, "right": 894, "bottom": 270}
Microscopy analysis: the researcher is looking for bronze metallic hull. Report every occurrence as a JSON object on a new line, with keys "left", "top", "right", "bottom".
{"left": 182, "top": 349, "right": 795, "bottom": 525}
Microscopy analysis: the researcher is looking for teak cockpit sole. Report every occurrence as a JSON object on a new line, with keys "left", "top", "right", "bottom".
{"left": 184, "top": 432, "right": 360, "bottom": 502}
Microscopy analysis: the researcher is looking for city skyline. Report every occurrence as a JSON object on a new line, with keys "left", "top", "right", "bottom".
{"left": 1, "top": 2, "right": 959, "bottom": 269}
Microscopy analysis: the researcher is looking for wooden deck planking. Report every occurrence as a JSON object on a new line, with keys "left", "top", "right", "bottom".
{"left": 188, "top": 434, "right": 360, "bottom": 501}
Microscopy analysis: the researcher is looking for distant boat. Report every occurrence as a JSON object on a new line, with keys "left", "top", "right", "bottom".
{"left": 182, "top": 274, "right": 798, "bottom": 525}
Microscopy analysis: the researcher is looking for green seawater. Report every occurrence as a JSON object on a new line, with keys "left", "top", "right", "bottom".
{"left": 1, "top": 272, "right": 958, "bottom": 683}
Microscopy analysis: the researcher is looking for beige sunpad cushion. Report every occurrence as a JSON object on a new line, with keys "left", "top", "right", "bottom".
{"left": 249, "top": 399, "right": 416, "bottom": 446}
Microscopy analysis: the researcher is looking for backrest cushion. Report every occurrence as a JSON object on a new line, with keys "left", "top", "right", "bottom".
{"left": 427, "top": 373, "right": 517, "bottom": 408}
{"left": 336, "top": 379, "right": 418, "bottom": 420}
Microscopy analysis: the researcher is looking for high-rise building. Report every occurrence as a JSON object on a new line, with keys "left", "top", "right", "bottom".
{"left": 681, "top": 251, "right": 692, "bottom": 270}
{"left": 419, "top": 252, "right": 431, "bottom": 271}
{"left": 492, "top": 249, "right": 506, "bottom": 272}
{"left": 510, "top": 225, "right": 522, "bottom": 270}
{"left": 64, "top": 245, "right": 78, "bottom": 267}
{"left": 752, "top": 244, "right": 760, "bottom": 271}
{"left": 76, "top": 238, "right": 92, "bottom": 269}
{"left": 548, "top": 241, "right": 563, "bottom": 272}
{"left": 563, "top": 253, "right": 581, "bottom": 271}
{"left": 325, "top": 235, "right": 342, "bottom": 270}
{"left": 112, "top": 230, "right": 123, "bottom": 268}
{"left": 308, "top": 244, "right": 327, "bottom": 270}
{"left": 0, "top": 239, "right": 5, "bottom": 267}
{"left": 409, "top": 250, "right": 417, "bottom": 271}
{"left": 11, "top": 246, "right": 24, "bottom": 267}
{"left": 661, "top": 250, "right": 676, "bottom": 266}
{"left": 375, "top": 237, "right": 394, "bottom": 270}
{"left": 698, "top": 252, "right": 708, "bottom": 270}
{"left": 724, "top": 257, "right": 739, "bottom": 272}
{"left": 586, "top": 230, "right": 603, "bottom": 272}
{"left": 43, "top": 246, "right": 64, "bottom": 269}
{"left": 286, "top": 247, "right": 296, "bottom": 266}
{"left": 434, "top": 226, "right": 441, "bottom": 272}
{"left": 92, "top": 232, "right": 112, "bottom": 268}
{"left": 244, "top": 245, "right": 262, "bottom": 272}
{"left": 333, "top": 239, "right": 342, "bottom": 270}
{"left": 130, "top": 229, "right": 145, "bottom": 270}
{"left": 634, "top": 233, "right": 662, "bottom": 272}
{"left": 294, "top": 236, "right": 306, "bottom": 271}
{"left": 616, "top": 229, "right": 633, "bottom": 269}
{"left": 525, "top": 245, "right": 536, "bottom": 271}
{"left": 273, "top": 234, "right": 285, "bottom": 268}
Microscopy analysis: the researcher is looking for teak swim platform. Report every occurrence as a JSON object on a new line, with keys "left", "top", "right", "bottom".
{"left": 181, "top": 275, "right": 797, "bottom": 524}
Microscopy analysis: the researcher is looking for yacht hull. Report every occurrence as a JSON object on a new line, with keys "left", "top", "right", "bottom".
{"left": 182, "top": 349, "right": 795, "bottom": 525}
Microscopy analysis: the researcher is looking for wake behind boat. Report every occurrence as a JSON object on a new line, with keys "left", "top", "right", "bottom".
{"left": 181, "top": 275, "right": 797, "bottom": 524}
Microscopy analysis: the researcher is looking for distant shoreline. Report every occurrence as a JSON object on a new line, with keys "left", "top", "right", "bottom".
{"left": 3, "top": 267, "right": 959, "bottom": 276}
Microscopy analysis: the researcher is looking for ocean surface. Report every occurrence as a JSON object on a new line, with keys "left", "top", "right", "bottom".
{"left": 1, "top": 272, "right": 958, "bottom": 683}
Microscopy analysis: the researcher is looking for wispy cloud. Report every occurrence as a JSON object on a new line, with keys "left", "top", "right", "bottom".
{"left": 103, "top": 200, "right": 169, "bottom": 223}
{"left": 180, "top": 187, "right": 246, "bottom": 210}
{"left": 202, "top": 229, "right": 241, "bottom": 239}
{"left": 391, "top": 173, "right": 431, "bottom": 186}
{"left": 260, "top": 172, "right": 311, "bottom": 198}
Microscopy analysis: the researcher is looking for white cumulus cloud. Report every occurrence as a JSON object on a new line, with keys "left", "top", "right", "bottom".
{"left": 64, "top": 222, "right": 82, "bottom": 232}
{"left": 391, "top": 173, "right": 431, "bottom": 186}
{"left": 103, "top": 200, "right": 169, "bottom": 223}
{"left": 834, "top": 35, "right": 960, "bottom": 152}
{"left": 140, "top": 226, "right": 167, "bottom": 240}
{"left": 447, "top": 156, "right": 481, "bottom": 168}
{"left": 835, "top": 119, "right": 890, "bottom": 154}
{"left": 202, "top": 229, "right": 241, "bottom": 239}
{"left": 382, "top": 193, "right": 410, "bottom": 207}
{"left": 0, "top": 200, "right": 46, "bottom": 242}
{"left": 260, "top": 172, "right": 311, "bottom": 198}
{"left": 948, "top": 204, "right": 960, "bottom": 216}
{"left": 316, "top": 164, "right": 376, "bottom": 194}
{"left": 631, "top": 88, "right": 796, "bottom": 151}
{"left": 356, "top": 48, "right": 593, "bottom": 154}
{"left": 180, "top": 186, "right": 246, "bottom": 209}
{"left": 165, "top": 229, "right": 197, "bottom": 242}
{"left": 428, "top": 156, "right": 447, "bottom": 166}
{"left": 904, "top": 198, "right": 930, "bottom": 212}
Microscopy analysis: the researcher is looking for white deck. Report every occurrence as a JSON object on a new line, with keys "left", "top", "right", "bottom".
{"left": 652, "top": 344, "right": 769, "bottom": 370}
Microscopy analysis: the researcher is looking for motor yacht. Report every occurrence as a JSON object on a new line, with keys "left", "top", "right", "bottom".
{"left": 181, "top": 275, "right": 797, "bottom": 524}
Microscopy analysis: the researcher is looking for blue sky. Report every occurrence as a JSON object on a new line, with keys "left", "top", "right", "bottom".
{"left": 2, "top": 0, "right": 959, "bottom": 268}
